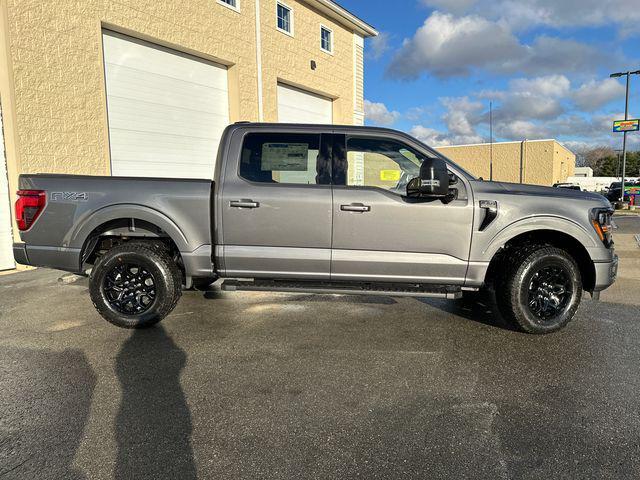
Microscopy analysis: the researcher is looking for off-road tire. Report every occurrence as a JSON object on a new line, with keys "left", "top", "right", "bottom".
{"left": 89, "top": 242, "right": 182, "bottom": 328}
{"left": 496, "top": 245, "right": 582, "bottom": 334}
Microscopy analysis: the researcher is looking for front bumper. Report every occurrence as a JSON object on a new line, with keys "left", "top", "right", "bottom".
{"left": 593, "top": 254, "right": 618, "bottom": 292}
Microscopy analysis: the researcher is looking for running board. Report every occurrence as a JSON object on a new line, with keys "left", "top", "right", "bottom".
{"left": 221, "top": 279, "right": 462, "bottom": 299}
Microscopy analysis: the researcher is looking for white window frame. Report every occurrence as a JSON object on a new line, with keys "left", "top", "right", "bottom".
{"left": 320, "top": 24, "right": 334, "bottom": 55}
{"left": 217, "top": 0, "right": 240, "bottom": 13}
{"left": 276, "top": 1, "right": 294, "bottom": 37}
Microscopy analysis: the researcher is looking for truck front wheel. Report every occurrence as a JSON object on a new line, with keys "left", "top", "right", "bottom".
{"left": 496, "top": 245, "right": 582, "bottom": 334}
{"left": 89, "top": 242, "right": 182, "bottom": 328}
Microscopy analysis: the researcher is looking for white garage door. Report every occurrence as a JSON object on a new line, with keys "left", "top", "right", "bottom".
{"left": 277, "top": 84, "right": 333, "bottom": 124}
{"left": 102, "top": 31, "right": 229, "bottom": 179}
{"left": 0, "top": 103, "right": 15, "bottom": 270}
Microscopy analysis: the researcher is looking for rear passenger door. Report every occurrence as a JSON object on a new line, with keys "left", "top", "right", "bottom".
{"left": 220, "top": 131, "right": 333, "bottom": 279}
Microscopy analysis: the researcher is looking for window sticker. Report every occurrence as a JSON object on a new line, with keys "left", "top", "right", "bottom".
{"left": 380, "top": 170, "right": 401, "bottom": 182}
{"left": 261, "top": 143, "right": 309, "bottom": 171}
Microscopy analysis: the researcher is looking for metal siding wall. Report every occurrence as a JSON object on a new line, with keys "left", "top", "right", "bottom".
{"left": 277, "top": 84, "right": 333, "bottom": 124}
{"left": 103, "top": 31, "right": 230, "bottom": 180}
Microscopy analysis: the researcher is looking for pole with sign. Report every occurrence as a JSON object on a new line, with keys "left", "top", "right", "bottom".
{"left": 611, "top": 70, "right": 640, "bottom": 203}
{"left": 613, "top": 119, "right": 640, "bottom": 132}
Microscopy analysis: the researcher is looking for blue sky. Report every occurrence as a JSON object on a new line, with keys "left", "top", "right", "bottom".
{"left": 339, "top": 0, "right": 640, "bottom": 152}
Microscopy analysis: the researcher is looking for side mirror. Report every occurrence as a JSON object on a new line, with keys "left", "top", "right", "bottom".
{"left": 406, "top": 157, "right": 450, "bottom": 198}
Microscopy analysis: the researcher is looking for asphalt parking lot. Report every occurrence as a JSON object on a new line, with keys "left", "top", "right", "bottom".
{"left": 1, "top": 216, "right": 639, "bottom": 480}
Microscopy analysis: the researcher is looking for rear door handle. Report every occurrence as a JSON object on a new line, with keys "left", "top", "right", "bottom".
{"left": 340, "top": 203, "right": 370, "bottom": 213}
{"left": 230, "top": 200, "right": 260, "bottom": 208}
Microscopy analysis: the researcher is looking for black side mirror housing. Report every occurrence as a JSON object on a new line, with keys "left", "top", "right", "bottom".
{"left": 406, "top": 157, "right": 450, "bottom": 198}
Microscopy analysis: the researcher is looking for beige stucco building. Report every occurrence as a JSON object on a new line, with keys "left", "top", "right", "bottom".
{"left": 436, "top": 139, "right": 576, "bottom": 186}
{"left": 0, "top": 0, "right": 376, "bottom": 270}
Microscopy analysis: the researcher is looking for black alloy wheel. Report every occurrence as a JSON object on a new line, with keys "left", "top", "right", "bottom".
{"left": 89, "top": 242, "right": 182, "bottom": 328}
{"left": 102, "top": 263, "right": 157, "bottom": 315}
{"left": 527, "top": 265, "right": 572, "bottom": 322}
{"left": 496, "top": 245, "right": 582, "bottom": 334}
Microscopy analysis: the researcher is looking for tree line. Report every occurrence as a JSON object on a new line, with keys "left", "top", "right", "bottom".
{"left": 576, "top": 147, "right": 640, "bottom": 177}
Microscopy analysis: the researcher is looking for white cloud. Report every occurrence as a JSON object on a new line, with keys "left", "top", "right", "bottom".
{"left": 421, "top": 0, "right": 477, "bottom": 15}
{"left": 410, "top": 125, "right": 452, "bottom": 147}
{"left": 414, "top": 76, "right": 629, "bottom": 145}
{"left": 364, "top": 100, "right": 401, "bottom": 126}
{"left": 367, "top": 32, "right": 391, "bottom": 60}
{"left": 496, "top": 120, "right": 549, "bottom": 140}
{"left": 441, "top": 97, "right": 484, "bottom": 136}
{"left": 410, "top": 98, "right": 486, "bottom": 147}
{"left": 387, "top": 12, "right": 605, "bottom": 79}
{"left": 514, "top": 36, "right": 603, "bottom": 75}
{"left": 508, "top": 75, "right": 571, "bottom": 98}
{"left": 405, "top": 106, "right": 427, "bottom": 121}
{"left": 387, "top": 12, "right": 521, "bottom": 78}
{"left": 572, "top": 78, "right": 625, "bottom": 112}
{"left": 421, "top": 0, "right": 640, "bottom": 37}
{"left": 481, "top": 75, "right": 570, "bottom": 121}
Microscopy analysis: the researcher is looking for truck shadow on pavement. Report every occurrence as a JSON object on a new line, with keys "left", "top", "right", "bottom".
{"left": 0, "top": 347, "right": 96, "bottom": 479}
{"left": 115, "top": 327, "right": 196, "bottom": 480}
{"left": 419, "top": 291, "right": 518, "bottom": 332}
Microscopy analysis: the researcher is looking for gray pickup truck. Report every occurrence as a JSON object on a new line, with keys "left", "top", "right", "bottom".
{"left": 13, "top": 123, "right": 617, "bottom": 334}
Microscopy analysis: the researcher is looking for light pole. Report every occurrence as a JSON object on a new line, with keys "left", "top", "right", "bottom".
{"left": 489, "top": 101, "right": 493, "bottom": 181}
{"left": 615, "top": 149, "right": 622, "bottom": 179}
{"left": 610, "top": 70, "right": 640, "bottom": 202}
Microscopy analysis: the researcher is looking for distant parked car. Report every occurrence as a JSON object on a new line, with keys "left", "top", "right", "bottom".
{"left": 606, "top": 181, "right": 640, "bottom": 202}
{"left": 553, "top": 183, "right": 582, "bottom": 191}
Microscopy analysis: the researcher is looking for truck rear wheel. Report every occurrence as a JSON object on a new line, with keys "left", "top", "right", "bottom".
{"left": 89, "top": 242, "right": 182, "bottom": 328}
{"left": 496, "top": 245, "right": 582, "bottom": 334}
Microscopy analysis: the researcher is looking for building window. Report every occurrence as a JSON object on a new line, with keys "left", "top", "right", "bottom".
{"left": 320, "top": 26, "right": 333, "bottom": 54}
{"left": 218, "top": 0, "right": 240, "bottom": 12}
{"left": 277, "top": 2, "right": 293, "bottom": 36}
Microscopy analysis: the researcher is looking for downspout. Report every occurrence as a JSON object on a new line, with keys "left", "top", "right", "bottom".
{"left": 520, "top": 139, "right": 526, "bottom": 184}
{"left": 254, "top": 0, "right": 264, "bottom": 121}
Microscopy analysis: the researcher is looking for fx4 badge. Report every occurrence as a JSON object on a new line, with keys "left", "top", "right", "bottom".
{"left": 51, "top": 192, "right": 88, "bottom": 202}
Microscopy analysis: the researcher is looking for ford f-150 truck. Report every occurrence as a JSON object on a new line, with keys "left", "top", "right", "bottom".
{"left": 13, "top": 123, "right": 618, "bottom": 334}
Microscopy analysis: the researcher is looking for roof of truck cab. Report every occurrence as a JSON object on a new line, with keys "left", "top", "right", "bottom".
{"left": 229, "top": 122, "right": 401, "bottom": 135}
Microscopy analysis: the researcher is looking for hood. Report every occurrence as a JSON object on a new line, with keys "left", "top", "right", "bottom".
{"left": 490, "top": 181, "right": 610, "bottom": 204}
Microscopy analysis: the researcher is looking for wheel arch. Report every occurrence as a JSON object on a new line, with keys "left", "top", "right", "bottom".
{"left": 485, "top": 228, "right": 596, "bottom": 293}
{"left": 72, "top": 205, "right": 190, "bottom": 275}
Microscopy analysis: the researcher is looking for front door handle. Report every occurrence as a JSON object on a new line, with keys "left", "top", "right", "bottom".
{"left": 341, "top": 203, "right": 370, "bottom": 213}
{"left": 230, "top": 199, "right": 260, "bottom": 208}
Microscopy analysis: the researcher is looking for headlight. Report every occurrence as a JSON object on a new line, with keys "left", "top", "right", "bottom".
{"left": 590, "top": 208, "right": 613, "bottom": 247}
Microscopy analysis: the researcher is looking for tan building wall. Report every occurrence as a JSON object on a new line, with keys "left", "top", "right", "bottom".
{"left": 436, "top": 140, "right": 576, "bottom": 186}
{"left": 0, "top": 0, "right": 374, "bottom": 247}
{"left": 260, "top": 0, "right": 356, "bottom": 123}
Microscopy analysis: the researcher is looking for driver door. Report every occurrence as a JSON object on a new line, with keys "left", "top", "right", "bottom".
{"left": 330, "top": 133, "right": 474, "bottom": 284}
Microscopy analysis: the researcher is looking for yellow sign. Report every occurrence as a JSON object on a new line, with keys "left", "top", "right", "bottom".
{"left": 380, "top": 170, "right": 401, "bottom": 181}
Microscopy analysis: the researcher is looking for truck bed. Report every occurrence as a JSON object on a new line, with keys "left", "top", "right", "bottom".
{"left": 15, "top": 173, "right": 213, "bottom": 274}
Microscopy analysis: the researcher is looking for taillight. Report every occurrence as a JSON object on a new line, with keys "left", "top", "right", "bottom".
{"left": 15, "top": 190, "right": 46, "bottom": 231}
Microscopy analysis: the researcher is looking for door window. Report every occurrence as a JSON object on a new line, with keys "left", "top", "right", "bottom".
{"left": 334, "top": 136, "right": 434, "bottom": 195}
{"left": 239, "top": 133, "right": 330, "bottom": 185}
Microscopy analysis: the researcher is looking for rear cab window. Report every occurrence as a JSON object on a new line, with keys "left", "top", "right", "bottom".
{"left": 239, "top": 133, "right": 330, "bottom": 185}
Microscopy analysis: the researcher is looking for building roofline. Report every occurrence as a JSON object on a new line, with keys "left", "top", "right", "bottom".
{"left": 304, "top": 0, "right": 378, "bottom": 37}
{"left": 436, "top": 139, "right": 561, "bottom": 149}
